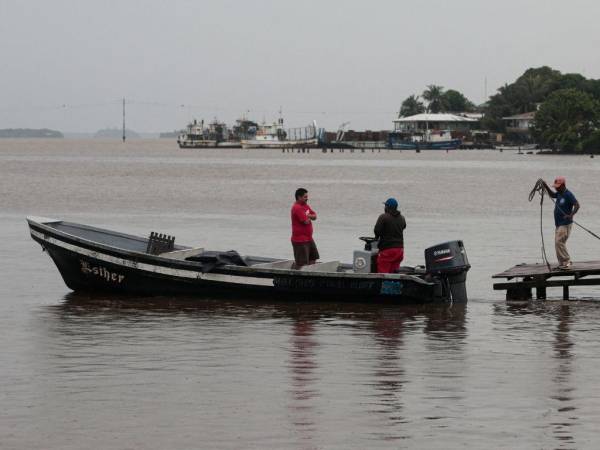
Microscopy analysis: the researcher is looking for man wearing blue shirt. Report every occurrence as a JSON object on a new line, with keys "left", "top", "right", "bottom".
{"left": 543, "top": 176, "right": 580, "bottom": 269}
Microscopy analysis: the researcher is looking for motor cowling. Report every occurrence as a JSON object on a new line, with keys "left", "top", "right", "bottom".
{"left": 425, "top": 240, "right": 469, "bottom": 274}
{"left": 424, "top": 240, "right": 470, "bottom": 302}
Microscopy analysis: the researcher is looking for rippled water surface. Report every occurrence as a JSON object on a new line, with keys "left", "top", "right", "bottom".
{"left": 2, "top": 140, "right": 600, "bottom": 449}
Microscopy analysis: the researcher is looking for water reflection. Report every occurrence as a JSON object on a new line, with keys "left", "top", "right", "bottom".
{"left": 497, "top": 302, "right": 577, "bottom": 447}
{"left": 287, "top": 317, "right": 319, "bottom": 448}
{"left": 367, "top": 308, "right": 409, "bottom": 441}
{"left": 37, "top": 293, "right": 474, "bottom": 448}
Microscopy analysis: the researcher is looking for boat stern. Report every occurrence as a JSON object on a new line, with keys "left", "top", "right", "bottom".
{"left": 425, "top": 240, "right": 470, "bottom": 302}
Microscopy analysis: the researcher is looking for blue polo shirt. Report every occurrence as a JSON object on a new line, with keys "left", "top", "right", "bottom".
{"left": 554, "top": 189, "right": 577, "bottom": 227}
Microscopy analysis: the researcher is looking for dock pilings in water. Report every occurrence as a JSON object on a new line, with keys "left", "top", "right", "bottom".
{"left": 492, "top": 261, "right": 600, "bottom": 301}
{"left": 281, "top": 146, "right": 387, "bottom": 154}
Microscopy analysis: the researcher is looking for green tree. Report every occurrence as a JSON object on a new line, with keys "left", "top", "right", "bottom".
{"left": 533, "top": 89, "right": 600, "bottom": 152}
{"left": 481, "top": 84, "right": 514, "bottom": 131}
{"left": 580, "top": 130, "right": 600, "bottom": 153}
{"left": 551, "top": 73, "right": 588, "bottom": 92}
{"left": 422, "top": 85, "right": 446, "bottom": 113}
{"left": 442, "top": 89, "right": 475, "bottom": 112}
{"left": 483, "top": 66, "right": 562, "bottom": 131}
{"left": 586, "top": 79, "right": 600, "bottom": 100}
{"left": 399, "top": 95, "right": 425, "bottom": 117}
{"left": 512, "top": 66, "right": 561, "bottom": 112}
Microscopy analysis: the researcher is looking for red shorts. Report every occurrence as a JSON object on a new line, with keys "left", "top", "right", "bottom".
{"left": 377, "top": 247, "right": 404, "bottom": 273}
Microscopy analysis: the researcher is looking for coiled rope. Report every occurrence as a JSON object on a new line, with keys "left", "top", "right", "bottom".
{"left": 528, "top": 179, "right": 552, "bottom": 271}
{"left": 528, "top": 178, "right": 600, "bottom": 271}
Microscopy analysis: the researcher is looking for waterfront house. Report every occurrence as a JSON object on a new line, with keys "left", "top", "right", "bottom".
{"left": 393, "top": 113, "right": 478, "bottom": 133}
{"left": 502, "top": 111, "right": 536, "bottom": 134}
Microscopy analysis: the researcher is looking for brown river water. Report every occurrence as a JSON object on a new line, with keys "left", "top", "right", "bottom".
{"left": 2, "top": 140, "right": 600, "bottom": 449}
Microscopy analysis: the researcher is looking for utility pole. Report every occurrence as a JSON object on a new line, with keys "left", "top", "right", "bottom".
{"left": 484, "top": 76, "right": 488, "bottom": 104}
{"left": 122, "top": 98, "right": 126, "bottom": 143}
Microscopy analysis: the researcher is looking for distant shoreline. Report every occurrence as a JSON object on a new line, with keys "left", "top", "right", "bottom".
{"left": 537, "top": 149, "right": 599, "bottom": 155}
{"left": 0, "top": 129, "right": 165, "bottom": 139}
{"left": 0, "top": 128, "right": 63, "bottom": 138}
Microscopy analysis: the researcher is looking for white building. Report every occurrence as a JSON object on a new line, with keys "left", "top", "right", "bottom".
{"left": 393, "top": 113, "right": 478, "bottom": 133}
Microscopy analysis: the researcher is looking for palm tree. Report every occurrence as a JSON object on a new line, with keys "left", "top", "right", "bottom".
{"left": 399, "top": 95, "right": 425, "bottom": 117}
{"left": 422, "top": 85, "right": 446, "bottom": 113}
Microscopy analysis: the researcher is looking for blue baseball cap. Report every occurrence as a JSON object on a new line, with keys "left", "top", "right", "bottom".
{"left": 383, "top": 198, "right": 398, "bottom": 209}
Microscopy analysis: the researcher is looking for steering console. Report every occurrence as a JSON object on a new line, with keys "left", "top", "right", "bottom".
{"left": 359, "top": 236, "right": 378, "bottom": 251}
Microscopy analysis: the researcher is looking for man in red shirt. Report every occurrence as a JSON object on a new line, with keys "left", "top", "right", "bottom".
{"left": 291, "top": 188, "right": 319, "bottom": 269}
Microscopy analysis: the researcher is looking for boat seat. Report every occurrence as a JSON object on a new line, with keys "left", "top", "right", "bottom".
{"left": 300, "top": 261, "right": 340, "bottom": 273}
{"left": 159, "top": 247, "right": 204, "bottom": 260}
{"left": 250, "top": 260, "right": 295, "bottom": 269}
{"left": 185, "top": 250, "right": 249, "bottom": 272}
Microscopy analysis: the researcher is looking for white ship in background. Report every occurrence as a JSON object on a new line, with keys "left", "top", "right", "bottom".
{"left": 177, "top": 120, "right": 217, "bottom": 148}
{"left": 241, "top": 116, "right": 323, "bottom": 149}
{"left": 177, "top": 118, "right": 259, "bottom": 148}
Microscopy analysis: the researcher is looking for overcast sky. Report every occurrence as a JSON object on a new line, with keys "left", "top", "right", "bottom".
{"left": 1, "top": 0, "right": 599, "bottom": 133}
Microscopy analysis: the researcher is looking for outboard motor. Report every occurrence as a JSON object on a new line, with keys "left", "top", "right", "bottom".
{"left": 353, "top": 237, "right": 379, "bottom": 273}
{"left": 425, "top": 240, "right": 470, "bottom": 302}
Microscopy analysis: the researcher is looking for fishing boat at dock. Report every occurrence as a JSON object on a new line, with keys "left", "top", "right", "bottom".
{"left": 241, "top": 117, "right": 323, "bottom": 149}
{"left": 177, "top": 120, "right": 217, "bottom": 148}
{"left": 388, "top": 113, "right": 477, "bottom": 150}
{"left": 27, "top": 217, "right": 470, "bottom": 304}
{"left": 388, "top": 129, "right": 462, "bottom": 150}
{"left": 177, "top": 119, "right": 254, "bottom": 149}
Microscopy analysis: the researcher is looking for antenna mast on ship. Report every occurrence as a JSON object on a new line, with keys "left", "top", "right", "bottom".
{"left": 122, "top": 98, "right": 126, "bottom": 143}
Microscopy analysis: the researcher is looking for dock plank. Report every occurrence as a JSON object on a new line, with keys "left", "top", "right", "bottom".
{"left": 493, "top": 277, "right": 600, "bottom": 290}
{"left": 492, "top": 260, "right": 600, "bottom": 279}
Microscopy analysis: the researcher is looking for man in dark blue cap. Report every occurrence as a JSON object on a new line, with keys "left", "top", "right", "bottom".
{"left": 373, "top": 197, "right": 406, "bottom": 273}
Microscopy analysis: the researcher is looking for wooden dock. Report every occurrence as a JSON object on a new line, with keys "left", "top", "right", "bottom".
{"left": 493, "top": 261, "right": 600, "bottom": 300}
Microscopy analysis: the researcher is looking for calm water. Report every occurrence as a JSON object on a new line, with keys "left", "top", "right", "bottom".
{"left": 2, "top": 140, "right": 600, "bottom": 449}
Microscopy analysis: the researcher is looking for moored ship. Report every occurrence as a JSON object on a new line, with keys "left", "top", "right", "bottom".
{"left": 177, "top": 120, "right": 217, "bottom": 148}
{"left": 388, "top": 129, "right": 462, "bottom": 150}
{"left": 241, "top": 117, "right": 323, "bottom": 149}
{"left": 388, "top": 113, "right": 477, "bottom": 150}
{"left": 177, "top": 118, "right": 259, "bottom": 149}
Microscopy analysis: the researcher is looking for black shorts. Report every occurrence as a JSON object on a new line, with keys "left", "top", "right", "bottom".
{"left": 292, "top": 240, "right": 320, "bottom": 268}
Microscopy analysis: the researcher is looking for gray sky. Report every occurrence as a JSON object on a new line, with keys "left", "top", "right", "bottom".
{"left": 1, "top": 0, "right": 599, "bottom": 133}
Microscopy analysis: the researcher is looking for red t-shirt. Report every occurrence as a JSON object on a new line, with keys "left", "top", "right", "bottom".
{"left": 291, "top": 201, "right": 316, "bottom": 243}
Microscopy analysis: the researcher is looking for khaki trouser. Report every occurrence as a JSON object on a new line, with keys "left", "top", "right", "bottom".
{"left": 555, "top": 224, "right": 572, "bottom": 266}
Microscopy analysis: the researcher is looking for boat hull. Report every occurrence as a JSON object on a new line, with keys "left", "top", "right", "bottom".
{"left": 388, "top": 139, "right": 462, "bottom": 150}
{"left": 28, "top": 220, "right": 453, "bottom": 304}
{"left": 177, "top": 139, "right": 218, "bottom": 148}
{"left": 241, "top": 138, "right": 320, "bottom": 149}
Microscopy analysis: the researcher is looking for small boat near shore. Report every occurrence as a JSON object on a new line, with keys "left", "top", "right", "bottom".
{"left": 27, "top": 217, "right": 470, "bottom": 304}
